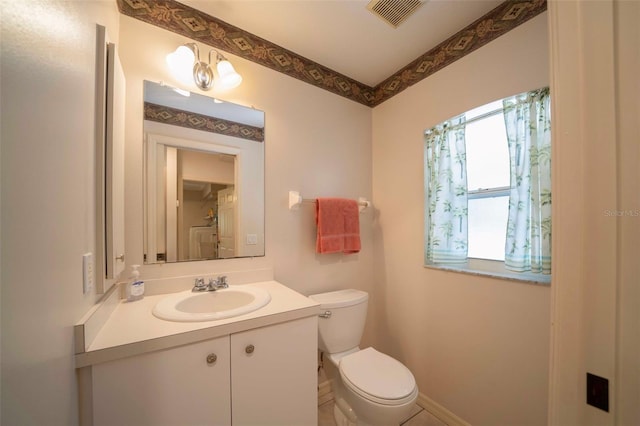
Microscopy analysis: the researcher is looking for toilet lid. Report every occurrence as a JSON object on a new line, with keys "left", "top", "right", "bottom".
{"left": 339, "top": 347, "right": 416, "bottom": 404}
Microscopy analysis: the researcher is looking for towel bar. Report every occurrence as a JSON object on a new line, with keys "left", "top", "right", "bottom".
{"left": 288, "top": 191, "right": 370, "bottom": 213}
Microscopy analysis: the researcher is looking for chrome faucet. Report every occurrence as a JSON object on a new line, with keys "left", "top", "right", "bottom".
{"left": 207, "top": 275, "right": 228, "bottom": 291}
{"left": 192, "top": 277, "right": 207, "bottom": 292}
{"left": 192, "top": 275, "right": 229, "bottom": 292}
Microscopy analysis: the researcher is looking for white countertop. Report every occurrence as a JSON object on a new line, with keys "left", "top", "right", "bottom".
{"left": 75, "top": 281, "right": 320, "bottom": 368}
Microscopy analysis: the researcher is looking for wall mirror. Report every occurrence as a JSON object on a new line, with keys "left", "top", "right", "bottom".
{"left": 143, "top": 80, "right": 265, "bottom": 264}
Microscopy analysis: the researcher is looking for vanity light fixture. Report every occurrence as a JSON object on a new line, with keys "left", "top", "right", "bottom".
{"left": 166, "top": 43, "right": 242, "bottom": 91}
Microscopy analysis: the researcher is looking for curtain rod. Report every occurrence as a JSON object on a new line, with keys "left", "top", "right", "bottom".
{"left": 464, "top": 107, "right": 504, "bottom": 126}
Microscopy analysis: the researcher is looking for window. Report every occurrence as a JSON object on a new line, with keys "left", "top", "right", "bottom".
{"left": 424, "top": 88, "right": 551, "bottom": 283}
{"left": 465, "top": 100, "right": 510, "bottom": 261}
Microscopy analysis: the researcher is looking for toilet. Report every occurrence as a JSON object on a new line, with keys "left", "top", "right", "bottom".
{"left": 309, "top": 289, "right": 418, "bottom": 426}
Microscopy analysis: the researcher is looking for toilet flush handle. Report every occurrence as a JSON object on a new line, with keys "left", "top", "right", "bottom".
{"left": 319, "top": 310, "right": 332, "bottom": 319}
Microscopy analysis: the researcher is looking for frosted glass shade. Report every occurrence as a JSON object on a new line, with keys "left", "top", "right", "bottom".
{"left": 216, "top": 60, "right": 242, "bottom": 90}
{"left": 166, "top": 45, "right": 196, "bottom": 86}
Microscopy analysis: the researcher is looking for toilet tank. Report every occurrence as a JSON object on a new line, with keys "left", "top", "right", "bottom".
{"left": 308, "top": 289, "right": 368, "bottom": 354}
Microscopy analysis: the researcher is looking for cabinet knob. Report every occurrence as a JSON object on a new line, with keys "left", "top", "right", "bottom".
{"left": 206, "top": 353, "right": 217, "bottom": 364}
{"left": 245, "top": 344, "right": 255, "bottom": 354}
{"left": 115, "top": 254, "right": 125, "bottom": 261}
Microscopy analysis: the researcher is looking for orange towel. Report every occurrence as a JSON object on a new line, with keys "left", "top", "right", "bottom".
{"left": 315, "top": 198, "right": 361, "bottom": 254}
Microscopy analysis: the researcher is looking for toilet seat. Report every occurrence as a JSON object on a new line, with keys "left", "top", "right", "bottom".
{"left": 339, "top": 347, "right": 417, "bottom": 406}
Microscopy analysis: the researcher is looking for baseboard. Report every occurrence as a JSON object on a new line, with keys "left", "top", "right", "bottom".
{"left": 318, "top": 379, "right": 334, "bottom": 406}
{"left": 320, "top": 382, "right": 469, "bottom": 426}
{"left": 416, "top": 393, "right": 471, "bottom": 426}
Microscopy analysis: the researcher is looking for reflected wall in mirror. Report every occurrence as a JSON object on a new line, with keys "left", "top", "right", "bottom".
{"left": 143, "top": 81, "right": 265, "bottom": 264}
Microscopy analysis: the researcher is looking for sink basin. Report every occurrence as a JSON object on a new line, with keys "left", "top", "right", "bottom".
{"left": 152, "top": 285, "right": 271, "bottom": 322}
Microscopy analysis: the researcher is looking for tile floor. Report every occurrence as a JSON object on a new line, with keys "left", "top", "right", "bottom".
{"left": 318, "top": 400, "right": 447, "bottom": 426}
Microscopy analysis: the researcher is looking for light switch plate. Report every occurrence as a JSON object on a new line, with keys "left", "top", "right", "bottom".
{"left": 83, "top": 253, "right": 94, "bottom": 294}
{"left": 246, "top": 234, "right": 258, "bottom": 245}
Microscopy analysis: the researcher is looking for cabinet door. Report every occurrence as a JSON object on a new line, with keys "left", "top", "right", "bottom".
{"left": 93, "top": 337, "right": 231, "bottom": 426}
{"left": 231, "top": 316, "right": 317, "bottom": 426}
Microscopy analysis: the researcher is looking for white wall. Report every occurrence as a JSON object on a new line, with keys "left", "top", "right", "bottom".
{"left": 0, "top": 1, "right": 120, "bottom": 424}
{"left": 372, "top": 14, "right": 550, "bottom": 425}
{"left": 117, "top": 16, "right": 376, "bottom": 343}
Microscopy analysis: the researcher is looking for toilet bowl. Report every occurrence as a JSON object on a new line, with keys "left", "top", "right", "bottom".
{"left": 309, "top": 289, "right": 418, "bottom": 426}
{"left": 338, "top": 347, "right": 418, "bottom": 425}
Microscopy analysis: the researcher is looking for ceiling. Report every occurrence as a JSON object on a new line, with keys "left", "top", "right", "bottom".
{"left": 180, "top": 0, "right": 504, "bottom": 87}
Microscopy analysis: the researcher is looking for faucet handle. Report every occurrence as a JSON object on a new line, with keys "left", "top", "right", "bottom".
{"left": 193, "top": 277, "right": 207, "bottom": 291}
{"left": 203, "top": 275, "right": 228, "bottom": 291}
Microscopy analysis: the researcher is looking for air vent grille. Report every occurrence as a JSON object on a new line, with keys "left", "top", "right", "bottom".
{"left": 367, "top": 0, "right": 424, "bottom": 28}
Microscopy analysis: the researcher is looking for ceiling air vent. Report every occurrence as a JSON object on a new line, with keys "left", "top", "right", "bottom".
{"left": 367, "top": 0, "right": 424, "bottom": 28}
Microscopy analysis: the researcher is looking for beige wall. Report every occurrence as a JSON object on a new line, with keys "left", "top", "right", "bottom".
{"left": 181, "top": 150, "right": 234, "bottom": 184}
{"left": 0, "top": 1, "right": 120, "bottom": 424}
{"left": 118, "top": 15, "right": 376, "bottom": 343}
{"left": 371, "top": 14, "right": 550, "bottom": 425}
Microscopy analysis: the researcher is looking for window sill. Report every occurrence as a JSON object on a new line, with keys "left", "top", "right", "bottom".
{"left": 424, "top": 258, "right": 551, "bottom": 285}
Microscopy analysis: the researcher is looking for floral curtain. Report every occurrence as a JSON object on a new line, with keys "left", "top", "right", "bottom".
{"left": 503, "top": 87, "right": 551, "bottom": 274}
{"left": 425, "top": 115, "right": 468, "bottom": 263}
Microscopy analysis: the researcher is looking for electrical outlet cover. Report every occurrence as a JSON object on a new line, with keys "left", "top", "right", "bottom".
{"left": 586, "top": 372, "right": 609, "bottom": 412}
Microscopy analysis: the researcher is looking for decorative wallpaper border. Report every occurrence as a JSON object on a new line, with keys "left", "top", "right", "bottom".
{"left": 144, "top": 102, "right": 265, "bottom": 142}
{"left": 119, "top": 0, "right": 547, "bottom": 107}
{"left": 372, "top": 0, "right": 547, "bottom": 106}
{"left": 118, "top": 0, "right": 375, "bottom": 105}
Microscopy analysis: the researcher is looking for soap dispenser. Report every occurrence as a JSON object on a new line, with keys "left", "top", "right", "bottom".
{"left": 126, "top": 265, "right": 145, "bottom": 302}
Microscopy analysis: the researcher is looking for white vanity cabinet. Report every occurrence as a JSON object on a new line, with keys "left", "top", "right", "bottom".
{"left": 92, "top": 335, "right": 231, "bottom": 426}
{"left": 91, "top": 316, "right": 317, "bottom": 426}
